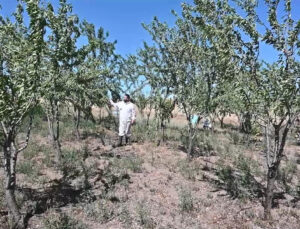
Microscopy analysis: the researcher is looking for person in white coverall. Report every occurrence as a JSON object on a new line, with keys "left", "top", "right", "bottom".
{"left": 110, "top": 94, "right": 136, "bottom": 146}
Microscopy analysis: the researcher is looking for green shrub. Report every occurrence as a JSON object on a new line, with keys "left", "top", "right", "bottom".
{"left": 180, "top": 130, "right": 216, "bottom": 156}
{"left": 217, "top": 164, "right": 261, "bottom": 199}
{"left": 235, "top": 154, "right": 261, "bottom": 177}
{"left": 132, "top": 121, "right": 156, "bottom": 143}
{"left": 60, "top": 149, "right": 86, "bottom": 178}
{"left": 217, "top": 165, "right": 240, "bottom": 198}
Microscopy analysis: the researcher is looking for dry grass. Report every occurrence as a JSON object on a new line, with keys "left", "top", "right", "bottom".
{"left": 0, "top": 110, "right": 299, "bottom": 229}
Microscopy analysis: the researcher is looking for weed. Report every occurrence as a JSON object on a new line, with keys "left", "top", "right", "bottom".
{"left": 217, "top": 165, "right": 240, "bottom": 198}
{"left": 178, "top": 187, "right": 194, "bottom": 212}
{"left": 22, "top": 105, "right": 48, "bottom": 137}
{"left": 42, "top": 145, "right": 55, "bottom": 167}
{"left": 132, "top": 121, "right": 156, "bottom": 143}
{"left": 111, "top": 155, "right": 143, "bottom": 173}
{"left": 84, "top": 200, "right": 114, "bottom": 223}
{"left": 235, "top": 154, "right": 261, "bottom": 177}
{"left": 180, "top": 130, "right": 216, "bottom": 156}
{"left": 119, "top": 205, "right": 133, "bottom": 227}
{"left": 250, "top": 123, "right": 261, "bottom": 136}
{"left": 278, "top": 160, "right": 298, "bottom": 193}
{"left": 22, "top": 141, "right": 40, "bottom": 160}
{"left": 60, "top": 115, "right": 76, "bottom": 140}
{"left": 244, "top": 209, "right": 256, "bottom": 220}
{"left": 81, "top": 119, "right": 97, "bottom": 131}
{"left": 17, "top": 160, "right": 39, "bottom": 180}
{"left": 165, "top": 125, "right": 182, "bottom": 142}
{"left": 278, "top": 160, "right": 297, "bottom": 183}
{"left": 297, "top": 181, "right": 300, "bottom": 197}
{"left": 43, "top": 211, "right": 86, "bottom": 229}
{"left": 99, "top": 114, "right": 117, "bottom": 130}
{"left": 60, "top": 149, "right": 84, "bottom": 178}
{"left": 225, "top": 144, "right": 238, "bottom": 159}
{"left": 229, "top": 131, "right": 241, "bottom": 145}
{"left": 177, "top": 159, "right": 201, "bottom": 181}
{"left": 136, "top": 200, "right": 155, "bottom": 228}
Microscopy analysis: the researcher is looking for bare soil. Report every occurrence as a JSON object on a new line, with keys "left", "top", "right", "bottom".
{"left": 0, "top": 115, "right": 299, "bottom": 229}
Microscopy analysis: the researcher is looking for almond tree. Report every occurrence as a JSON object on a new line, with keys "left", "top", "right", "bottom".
{"left": 42, "top": 0, "right": 81, "bottom": 163}
{"left": 66, "top": 21, "right": 120, "bottom": 139}
{"left": 139, "top": 17, "right": 204, "bottom": 153}
{"left": 0, "top": 1, "right": 46, "bottom": 227}
{"left": 138, "top": 43, "right": 175, "bottom": 145}
{"left": 140, "top": 2, "right": 238, "bottom": 156}
{"left": 213, "top": 0, "right": 300, "bottom": 219}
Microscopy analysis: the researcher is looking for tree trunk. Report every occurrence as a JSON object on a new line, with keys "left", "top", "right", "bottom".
{"left": 263, "top": 120, "right": 291, "bottom": 220}
{"left": 46, "top": 101, "right": 62, "bottom": 164}
{"left": 264, "top": 166, "right": 277, "bottom": 220}
{"left": 1, "top": 118, "right": 33, "bottom": 229}
{"left": 74, "top": 107, "right": 81, "bottom": 140}
{"left": 240, "top": 112, "right": 252, "bottom": 134}
{"left": 218, "top": 113, "right": 225, "bottom": 128}
{"left": 54, "top": 107, "right": 62, "bottom": 163}
{"left": 6, "top": 189, "right": 25, "bottom": 229}
{"left": 146, "top": 105, "right": 153, "bottom": 127}
{"left": 187, "top": 123, "right": 195, "bottom": 160}
{"left": 146, "top": 113, "right": 151, "bottom": 126}
{"left": 156, "top": 116, "right": 162, "bottom": 146}
{"left": 84, "top": 106, "right": 95, "bottom": 123}
{"left": 3, "top": 139, "right": 25, "bottom": 229}
{"left": 162, "top": 121, "right": 166, "bottom": 142}
{"left": 187, "top": 132, "right": 193, "bottom": 159}
{"left": 156, "top": 123, "right": 162, "bottom": 147}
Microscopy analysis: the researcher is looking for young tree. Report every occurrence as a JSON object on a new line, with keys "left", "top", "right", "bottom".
{"left": 140, "top": 1, "right": 239, "bottom": 156}
{"left": 43, "top": 0, "right": 81, "bottom": 162}
{"left": 66, "top": 21, "right": 120, "bottom": 139}
{"left": 0, "top": 1, "right": 46, "bottom": 227}
{"left": 226, "top": 0, "right": 300, "bottom": 219}
{"left": 138, "top": 42, "right": 175, "bottom": 145}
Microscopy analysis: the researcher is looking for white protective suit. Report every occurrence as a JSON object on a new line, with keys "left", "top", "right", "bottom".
{"left": 110, "top": 101, "right": 136, "bottom": 137}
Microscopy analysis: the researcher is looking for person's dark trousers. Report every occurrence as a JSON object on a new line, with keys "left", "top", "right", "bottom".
{"left": 125, "top": 136, "right": 131, "bottom": 145}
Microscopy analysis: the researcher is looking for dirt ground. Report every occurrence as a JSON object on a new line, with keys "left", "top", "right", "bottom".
{"left": 0, "top": 112, "right": 300, "bottom": 229}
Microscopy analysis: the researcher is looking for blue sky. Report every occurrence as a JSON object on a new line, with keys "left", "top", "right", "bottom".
{"left": 1, "top": 0, "right": 193, "bottom": 56}
{"left": 1, "top": 0, "right": 299, "bottom": 62}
